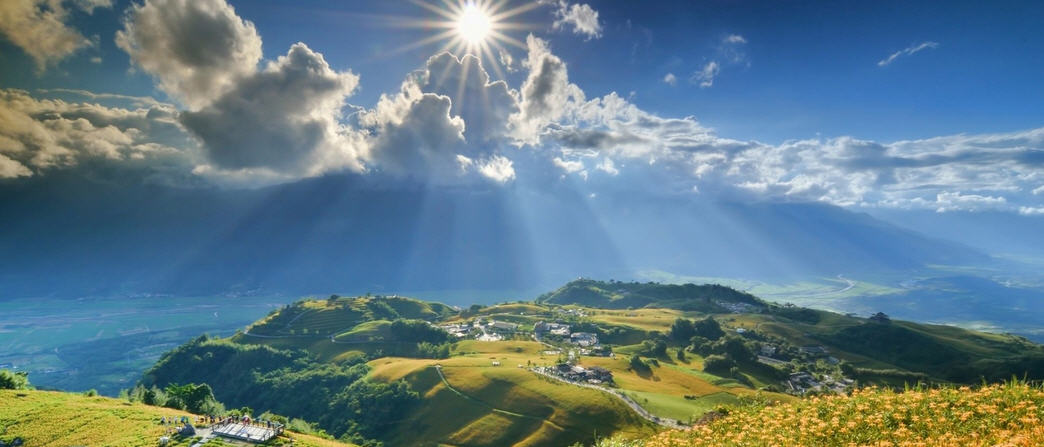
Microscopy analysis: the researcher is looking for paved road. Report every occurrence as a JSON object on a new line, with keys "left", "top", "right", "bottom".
{"left": 529, "top": 367, "right": 688, "bottom": 430}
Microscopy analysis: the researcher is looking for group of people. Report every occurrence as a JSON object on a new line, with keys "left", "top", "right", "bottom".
{"left": 158, "top": 416, "right": 190, "bottom": 425}
{"left": 157, "top": 413, "right": 285, "bottom": 439}
{"left": 212, "top": 415, "right": 284, "bottom": 431}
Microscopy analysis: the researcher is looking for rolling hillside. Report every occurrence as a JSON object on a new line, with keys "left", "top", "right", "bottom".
{"left": 139, "top": 282, "right": 1044, "bottom": 446}
{"left": 543, "top": 280, "right": 1044, "bottom": 384}
{"left": 0, "top": 389, "right": 356, "bottom": 447}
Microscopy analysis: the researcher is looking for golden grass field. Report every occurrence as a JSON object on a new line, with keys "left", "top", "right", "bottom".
{"left": 587, "top": 308, "right": 687, "bottom": 332}
{"left": 0, "top": 390, "right": 355, "bottom": 447}
{"left": 362, "top": 334, "right": 798, "bottom": 445}
{"left": 596, "top": 381, "right": 1044, "bottom": 447}
{"left": 366, "top": 339, "right": 658, "bottom": 446}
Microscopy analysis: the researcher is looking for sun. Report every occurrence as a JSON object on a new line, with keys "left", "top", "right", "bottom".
{"left": 456, "top": 3, "right": 492, "bottom": 45}
{"left": 390, "top": 0, "right": 539, "bottom": 81}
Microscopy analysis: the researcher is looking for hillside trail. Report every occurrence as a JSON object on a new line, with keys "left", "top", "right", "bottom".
{"left": 529, "top": 367, "right": 687, "bottom": 430}
{"left": 431, "top": 365, "right": 571, "bottom": 433}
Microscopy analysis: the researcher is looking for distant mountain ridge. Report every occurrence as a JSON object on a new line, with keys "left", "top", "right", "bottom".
{"left": 537, "top": 279, "right": 764, "bottom": 310}
{"left": 0, "top": 173, "right": 988, "bottom": 300}
{"left": 538, "top": 279, "right": 1044, "bottom": 384}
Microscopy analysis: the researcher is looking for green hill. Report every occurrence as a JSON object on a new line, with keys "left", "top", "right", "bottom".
{"left": 538, "top": 279, "right": 763, "bottom": 311}
{"left": 246, "top": 295, "right": 454, "bottom": 337}
{"left": 137, "top": 282, "right": 1044, "bottom": 447}
{"left": 0, "top": 389, "right": 356, "bottom": 447}
{"left": 540, "top": 279, "right": 1044, "bottom": 385}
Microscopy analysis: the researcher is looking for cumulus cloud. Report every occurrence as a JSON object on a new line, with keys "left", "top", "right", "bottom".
{"left": 412, "top": 53, "right": 519, "bottom": 144}
{"left": 476, "top": 154, "right": 516, "bottom": 183}
{"left": 518, "top": 41, "right": 1044, "bottom": 213}
{"left": 117, "top": 0, "right": 367, "bottom": 181}
{"left": 1018, "top": 206, "right": 1044, "bottom": 216}
{"left": 0, "top": 154, "right": 32, "bottom": 178}
{"left": 878, "top": 41, "right": 939, "bottom": 67}
{"left": 511, "top": 35, "right": 585, "bottom": 144}
{"left": 550, "top": 1, "right": 602, "bottom": 40}
{"left": 5, "top": 1, "right": 1039, "bottom": 214}
{"left": 358, "top": 60, "right": 516, "bottom": 185}
{"left": 358, "top": 91, "right": 466, "bottom": 180}
{"left": 0, "top": 88, "right": 195, "bottom": 177}
{"left": 663, "top": 73, "right": 677, "bottom": 86}
{"left": 0, "top": 0, "right": 111, "bottom": 71}
{"left": 180, "top": 43, "right": 363, "bottom": 177}
{"left": 116, "top": 0, "right": 262, "bottom": 109}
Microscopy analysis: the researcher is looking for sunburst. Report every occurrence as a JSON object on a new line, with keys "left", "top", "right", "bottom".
{"left": 391, "top": 0, "right": 539, "bottom": 81}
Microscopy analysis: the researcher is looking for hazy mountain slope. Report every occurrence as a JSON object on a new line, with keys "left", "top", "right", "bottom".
{"left": 0, "top": 173, "right": 986, "bottom": 299}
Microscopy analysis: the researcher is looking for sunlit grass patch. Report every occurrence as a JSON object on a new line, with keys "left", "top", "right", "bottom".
{"left": 595, "top": 380, "right": 1044, "bottom": 447}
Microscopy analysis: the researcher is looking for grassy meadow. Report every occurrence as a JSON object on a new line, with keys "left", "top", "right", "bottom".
{"left": 366, "top": 340, "right": 658, "bottom": 446}
{"left": 0, "top": 390, "right": 355, "bottom": 447}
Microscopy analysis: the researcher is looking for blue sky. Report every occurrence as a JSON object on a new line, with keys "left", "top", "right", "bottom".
{"left": 4, "top": 0, "right": 1043, "bottom": 142}
{"left": 1, "top": 0, "right": 1043, "bottom": 215}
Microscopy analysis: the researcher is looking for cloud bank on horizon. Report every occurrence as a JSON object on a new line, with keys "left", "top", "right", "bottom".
{"left": 0, "top": 0, "right": 1042, "bottom": 215}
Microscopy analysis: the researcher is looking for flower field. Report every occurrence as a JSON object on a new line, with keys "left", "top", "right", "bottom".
{"left": 595, "top": 381, "right": 1044, "bottom": 447}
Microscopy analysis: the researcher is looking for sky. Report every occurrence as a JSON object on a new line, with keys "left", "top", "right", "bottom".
{"left": 1, "top": 0, "right": 1043, "bottom": 216}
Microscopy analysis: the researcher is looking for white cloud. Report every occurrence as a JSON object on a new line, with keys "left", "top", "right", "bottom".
{"left": 0, "top": 0, "right": 112, "bottom": 71}
{"left": 878, "top": 41, "right": 939, "bottom": 67}
{"left": 686, "top": 35, "right": 748, "bottom": 89}
{"left": 552, "top": 157, "right": 585, "bottom": 173}
{"left": 551, "top": 1, "right": 602, "bottom": 40}
{"left": 413, "top": 53, "right": 519, "bottom": 144}
{"left": 934, "top": 191, "right": 1007, "bottom": 213}
{"left": 116, "top": 0, "right": 262, "bottom": 109}
{"left": 0, "top": 88, "right": 195, "bottom": 178}
{"left": 691, "top": 61, "right": 720, "bottom": 88}
{"left": 117, "top": 0, "right": 366, "bottom": 181}
{"left": 663, "top": 73, "right": 677, "bottom": 86}
{"left": 179, "top": 43, "right": 363, "bottom": 177}
{"left": 0, "top": 153, "right": 32, "bottom": 178}
{"left": 477, "top": 155, "right": 516, "bottom": 183}
{"left": 510, "top": 35, "right": 586, "bottom": 144}
{"left": 596, "top": 157, "right": 618, "bottom": 175}
{"left": 355, "top": 52, "right": 520, "bottom": 185}
{"left": 4, "top": 5, "right": 1038, "bottom": 215}
{"left": 1018, "top": 206, "right": 1044, "bottom": 216}
{"left": 36, "top": 88, "right": 163, "bottom": 107}
{"left": 358, "top": 90, "right": 466, "bottom": 182}
{"left": 497, "top": 49, "right": 517, "bottom": 73}
{"left": 724, "top": 34, "right": 747, "bottom": 44}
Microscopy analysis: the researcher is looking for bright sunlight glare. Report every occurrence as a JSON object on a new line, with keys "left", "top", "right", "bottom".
{"left": 456, "top": 4, "right": 492, "bottom": 44}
